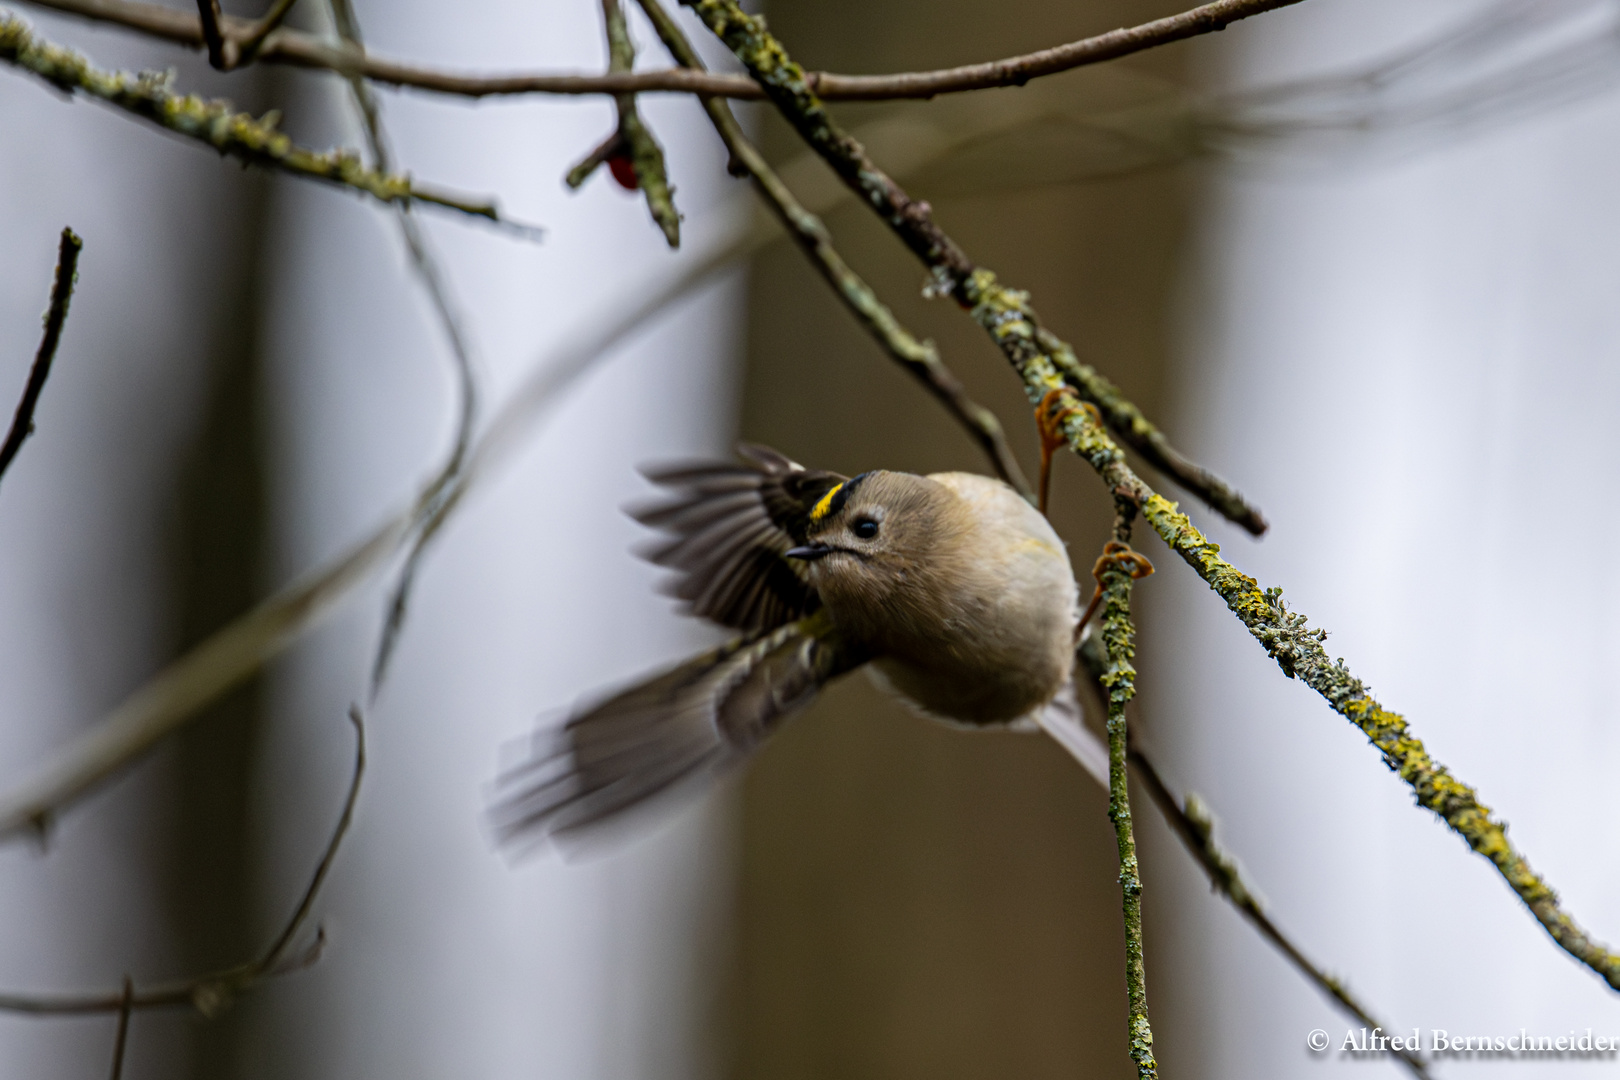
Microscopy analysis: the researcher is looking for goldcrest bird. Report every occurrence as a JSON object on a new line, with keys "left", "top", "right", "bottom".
{"left": 492, "top": 443, "right": 1109, "bottom": 845}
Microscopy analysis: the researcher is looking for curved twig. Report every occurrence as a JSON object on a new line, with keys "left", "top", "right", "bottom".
{"left": 0, "top": 227, "right": 81, "bottom": 490}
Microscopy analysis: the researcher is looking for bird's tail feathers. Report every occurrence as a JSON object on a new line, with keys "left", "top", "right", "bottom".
{"left": 491, "top": 616, "right": 859, "bottom": 851}
{"left": 1033, "top": 675, "right": 1110, "bottom": 791}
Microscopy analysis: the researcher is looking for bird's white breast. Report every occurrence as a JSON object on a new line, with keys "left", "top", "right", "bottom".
{"left": 875, "top": 472, "right": 1080, "bottom": 725}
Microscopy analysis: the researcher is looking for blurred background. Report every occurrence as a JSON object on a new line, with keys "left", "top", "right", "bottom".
{"left": 0, "top": 0, "right": 1618, "bottom": 1077}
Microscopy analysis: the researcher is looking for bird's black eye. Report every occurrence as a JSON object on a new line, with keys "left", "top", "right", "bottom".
{"left": 852, "top": 517, "right": 880, "bottom": 540}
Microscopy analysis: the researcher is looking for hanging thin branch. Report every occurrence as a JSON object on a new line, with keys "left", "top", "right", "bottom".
{"left": 0, "top": 227, "right": 81, "bottom": 490}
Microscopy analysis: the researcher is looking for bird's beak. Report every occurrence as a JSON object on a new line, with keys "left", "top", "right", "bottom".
{"left": 785, "top": 543, "right": 834, "bottom": 561}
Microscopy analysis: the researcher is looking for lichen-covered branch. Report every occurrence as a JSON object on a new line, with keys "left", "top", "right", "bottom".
{"left": 639, "top": 0, "right": 1031, "bottom": 498}
{"left": 0, "top": 707, "right": 364, "bottom": 1016}
{"left": 1094, "top": 543, "right": 1158, "bottom": 1080}
{"left": 0, "top": 227, "right": 81, "bottom": 490}
{"left": 686, "top": 0, "right": 1620, "bottom": 996}
{"left": 680, "top": 0, "right": 1268, "bottom": 534}
{"left": 1057, "top": 401, "right": 1620, "bottom": 993}
{"left": 1129, "top": 750, "right": 1432, "bottom": 1079}
{"left": 1069, "top": 633, "right": 1430, "bottom": 1079}
{"left": 1038, "top": 329, "right": 1266, "bottom": 534}
{"left": 0, "top": 12, "right": 522, "bottom": 226}
{"left": 22, "top": 0, "right": 1306, "bottom": 101}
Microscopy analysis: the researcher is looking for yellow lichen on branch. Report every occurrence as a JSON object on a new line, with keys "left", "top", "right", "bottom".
{"left": 1062, "top": 407, "right": 1620, "bottom": 991}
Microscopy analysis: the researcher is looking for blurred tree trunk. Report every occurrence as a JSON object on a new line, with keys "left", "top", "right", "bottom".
{"left": 0, "top": 18, "right": 275, "bottom": 1078}
{"left": 164, "top": 159, "right": 272, "bottom": 1079}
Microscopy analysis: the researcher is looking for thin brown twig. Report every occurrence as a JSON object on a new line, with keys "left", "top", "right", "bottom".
{"left": 106, "top": 976, "right": 133, "bottom": 1080}
{"left": 0, "top": 227, "right": 81, "bottom": 490}
{"left": 20, "top": 0, "right": 1305, "bottom": 101}
{"left": 192, "top": 0, "right": 226, "bottom": 69}
{"left": 197, "top": 0, "right": 300, "bottom": 70}
{"left": 0, "top": 706, "right": 365, "bottom": 1016}
{"left": 317, "top": 0, "right": 484, "bottom": 695}
{"left": 636, "top": 0, "right": 1032, "bottom": 499}
{"left": 566, "top": 130, "right": 625, "bottom": 189}
{"left": 233, "top": 0, "right": 299, "bottom": 65}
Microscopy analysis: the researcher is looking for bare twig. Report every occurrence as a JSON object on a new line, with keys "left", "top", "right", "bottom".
{"left": 0, "top": 227, "right": 81, "bottom": 490}
{"left": 106, "top": 976, "right": 132, "bottom": 1079}
{"left": 637, "top": 0, "right": 1031, "bottom": 499}
{"left": 20, "top": 0, "right": 1305, "bottom": 101}
{"left": 566, "top": 130, "right": 626, "bottom": 189}
{"left": 0, "top": 706, "right": 364, "bottom": 1015}
{"left": 0, "top": 13, "right": 536, "bottom": 231}
{"left": 233, "top": 0, "right": 300, "bottom": 65}
{"left": 318, "top": 0, "right": 483, "bottom": 694}
{"left": 192, "top": 0, "right": 225, "bottom": 69}
{"left": 682, "top": 0, "right": 1268, "bottom": 534}
{"left": 194, "top": 0, "right": 300, "bottom": 69}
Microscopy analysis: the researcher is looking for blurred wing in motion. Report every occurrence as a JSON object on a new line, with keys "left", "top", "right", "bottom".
{"left": 633, "top": 443, "right": 846, "bottom": 634}
{"left": 492, "top": 616, "right": 864, "bottom": 847}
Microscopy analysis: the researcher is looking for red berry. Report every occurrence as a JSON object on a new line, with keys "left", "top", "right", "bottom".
{"left": 607, "top": 153, "right": 639, "bottom": 191}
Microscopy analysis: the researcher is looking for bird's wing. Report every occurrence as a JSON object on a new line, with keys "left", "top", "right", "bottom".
{"left": 632, "top": 443, "right": 846, "bottom": 633}
{"left": 491, "top": 616, "right": 862, "bottom": 846}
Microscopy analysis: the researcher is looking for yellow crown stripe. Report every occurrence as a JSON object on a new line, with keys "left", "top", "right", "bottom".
{"left": 809, "top": 482, "right": 845, "bottom": 522}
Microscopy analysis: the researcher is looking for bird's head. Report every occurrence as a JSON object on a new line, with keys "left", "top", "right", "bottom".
{"left": 785, "top": 471, "right": 963, "bottom": 615}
